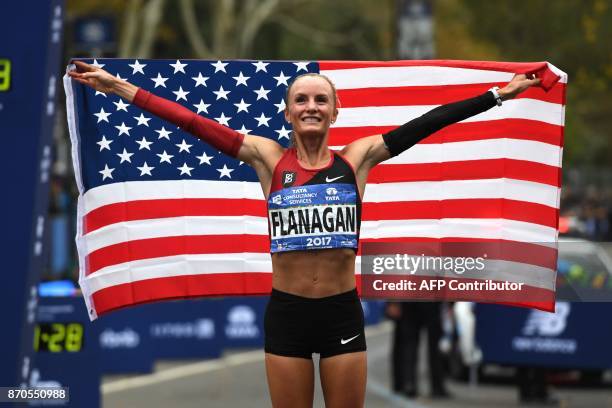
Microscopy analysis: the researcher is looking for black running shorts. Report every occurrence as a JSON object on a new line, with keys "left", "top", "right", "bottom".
{"left": 264, "top": 288, "right": 367, "bottom": 359}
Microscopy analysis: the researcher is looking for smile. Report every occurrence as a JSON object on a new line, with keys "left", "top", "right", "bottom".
{"left": 301, "top": 117, "right": 321, "bottom": 123}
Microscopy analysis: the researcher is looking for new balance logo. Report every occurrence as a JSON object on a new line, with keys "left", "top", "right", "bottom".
{"left": 522, "top": 302, "right": 570, "bottom": 337}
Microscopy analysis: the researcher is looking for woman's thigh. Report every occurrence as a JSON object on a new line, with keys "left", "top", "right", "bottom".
{"left": 265, "top": 353, "right": 314, "bottom": 408}
{"left": 319, "top": 351, "right": 367, "bottom": 408}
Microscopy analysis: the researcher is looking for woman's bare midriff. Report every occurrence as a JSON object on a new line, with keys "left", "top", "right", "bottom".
{"left": 271, "top": 248, "right": 356, "bottom": 297}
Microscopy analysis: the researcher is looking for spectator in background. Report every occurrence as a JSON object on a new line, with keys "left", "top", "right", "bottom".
{"left": 595, "top": 206, "right": 609, "bottom": 240}
{"left": 583, "top": 203, "right": 598, "bottom": 239}
{"left": 386, "top": 301, "right": 450, "bottom": 399}
{"left": 559, "top": 182, "right": 612, "bottom": 241}
{"left": 516, "top": 366, "right": 558, "bottom": 406}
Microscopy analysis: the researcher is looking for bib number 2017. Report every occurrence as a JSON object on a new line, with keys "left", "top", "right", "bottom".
{"left": 306, "top": 237, "right": 332, "bottom": 247}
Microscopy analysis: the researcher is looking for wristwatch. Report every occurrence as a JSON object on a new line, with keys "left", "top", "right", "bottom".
{"left": 489, "top": 86, "right": 503, "bottom": 107}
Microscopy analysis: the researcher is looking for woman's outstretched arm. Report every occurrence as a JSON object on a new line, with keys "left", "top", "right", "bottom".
{"left": 342, "top": 73, "right": 541, "bottom": 173}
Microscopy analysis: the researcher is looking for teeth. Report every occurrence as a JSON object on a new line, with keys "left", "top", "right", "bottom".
{"left": 303, "top": 117, "right": 320, "bottom": 122}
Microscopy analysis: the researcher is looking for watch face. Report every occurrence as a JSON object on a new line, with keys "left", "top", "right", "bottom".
{"left": 34, "top": 323, "right": 84, "bottom": 352}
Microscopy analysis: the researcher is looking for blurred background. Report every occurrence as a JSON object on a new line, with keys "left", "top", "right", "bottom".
{"left": 5, "top": 0, "right": 612, "bottom": 407}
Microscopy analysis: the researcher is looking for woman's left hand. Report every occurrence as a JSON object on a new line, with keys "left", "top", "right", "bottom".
{"left": 498, "top": 73, "right": 541, "bottom": 101}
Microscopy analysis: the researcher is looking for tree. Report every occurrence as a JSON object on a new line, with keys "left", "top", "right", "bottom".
{"left": 68, "top": 0, "right": 395, "bottom": 59}
{"left": 435, "top": 0, "right": 612, "bottom": 165}
{"left": 119, "top": 0, "right": 167, "bottom": 58}
{"left": 176, "top": 0, "right": 393, "bottom": 59}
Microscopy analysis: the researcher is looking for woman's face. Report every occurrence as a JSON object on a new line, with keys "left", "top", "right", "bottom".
{"left": 284, "top": 76, "right": 338, "bottom": 138}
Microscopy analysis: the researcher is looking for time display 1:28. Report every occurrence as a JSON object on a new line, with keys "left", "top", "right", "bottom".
{"left": 33, "top": 323, "right": 84, "bottom": 352}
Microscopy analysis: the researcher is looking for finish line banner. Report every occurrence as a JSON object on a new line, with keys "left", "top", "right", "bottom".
{"left": 64, "top": 59, "right": 565, "bottom": 319}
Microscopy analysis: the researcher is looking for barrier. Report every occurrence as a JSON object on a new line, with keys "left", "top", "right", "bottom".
{"left": 476, "top": 302, "right": 612, "bottom": 369}
{"left": 97, "top": 307, "right": 155, "bottom": 374}
{"left": 221, "top": 297, "right": 268, "bottom": 349}
{"left": 34, "top": 296, "right": 100, "bottom": 407}
{"left": 0, "top": 0, "right": 64, "bottom": 387}
{"left": 37, "top": 294, "right": 385, "bottom": 380}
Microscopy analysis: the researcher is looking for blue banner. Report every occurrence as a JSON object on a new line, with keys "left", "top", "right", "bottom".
{"left": 33, "top": 297, "right": 100, "bottom": 408}
{"left": 146, "top": 300, "right": 223, "bottom": 359}
{"left": 361, "top": 300, "right": 385, "bottom": 326}
{"left": 93, "top": 296, "right": 384, "bottom": 375}
{"left": 476, "top": 302, "right": 612, "bottom": 369}
{"left": 221, "top": 298, "right": 268, "bottom": 349}
{"left": 96, "top": 307, "right": 155, "bottom": 374}
{"left": 0, "top": 0, "right": 64, "bottom": 388}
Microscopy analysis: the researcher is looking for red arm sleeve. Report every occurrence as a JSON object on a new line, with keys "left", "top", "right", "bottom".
{"left": 132, "top": 88, "right": 245, "bottom": 158}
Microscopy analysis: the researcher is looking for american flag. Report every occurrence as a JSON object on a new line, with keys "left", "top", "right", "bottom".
{"left": 64, "top": 59, "right": 565, "bottom": 319}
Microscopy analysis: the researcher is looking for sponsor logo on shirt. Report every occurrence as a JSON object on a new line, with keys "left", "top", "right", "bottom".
{"left": 282, "top": 171, "right": 297, "bottom": 187}
{"left": 325, "top": 175, "right": 344, "bottom": 183}
{"left": 325, "top": 187, "right": 340, "bottom": 201}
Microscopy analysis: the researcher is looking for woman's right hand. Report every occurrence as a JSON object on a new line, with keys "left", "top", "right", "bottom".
{"left": 68, "top": 60, "right": 119, "bottom": 94}
{"left": 68, "top": 60, "right": 138, "bottom": 102}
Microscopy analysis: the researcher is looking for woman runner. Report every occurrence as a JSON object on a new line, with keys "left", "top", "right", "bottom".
{"left": 69, "top": 60, "right": 539, "bottom": 407}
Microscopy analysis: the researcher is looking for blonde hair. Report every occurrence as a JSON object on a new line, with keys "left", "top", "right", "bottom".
{"left": 285, "top": 73, "right": 338, "bottom": 109}
{"left": 285, "top": 73, "right": 339, "bottom": 147}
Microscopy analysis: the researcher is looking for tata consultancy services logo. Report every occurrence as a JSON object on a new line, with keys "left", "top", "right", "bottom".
{"left": 225, "top": 305, "right": 259, "bottom": 339}
{"left": 325, "top": 187, "right": 340, "bottom": 201}
{"left": 512, "top": 302, "right": 576, "bottom": 354}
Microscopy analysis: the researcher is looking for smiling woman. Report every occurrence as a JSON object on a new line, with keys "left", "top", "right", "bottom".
{"left": 68, "top": 60, "right": 540, "bottom": 407}
{"left": 284, "top": 73, "right": 339, "bottom": 147}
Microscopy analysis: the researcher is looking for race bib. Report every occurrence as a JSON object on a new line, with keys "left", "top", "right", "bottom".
{"left": 268, "top": 183, "right": 359, "bottom": 253}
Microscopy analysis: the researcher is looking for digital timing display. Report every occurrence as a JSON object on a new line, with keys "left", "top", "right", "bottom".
{"left": 33, "top": 323, "right": 84, "bottom": 352}
{"left": 0, "top": 59, "right": 10, "bottom": 91}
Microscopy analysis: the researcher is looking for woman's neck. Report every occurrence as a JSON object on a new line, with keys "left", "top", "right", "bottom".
{"left": 294, "top": 134, "right": 330, "bottom": 168}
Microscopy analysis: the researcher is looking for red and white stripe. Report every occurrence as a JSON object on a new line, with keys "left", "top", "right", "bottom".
{"left": 72, "top": 60, "right": 566, "bottom": 319}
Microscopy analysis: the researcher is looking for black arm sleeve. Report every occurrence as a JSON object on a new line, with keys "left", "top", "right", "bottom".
{"left": 382, "top": 91, "right": 497, "bottom": 157}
